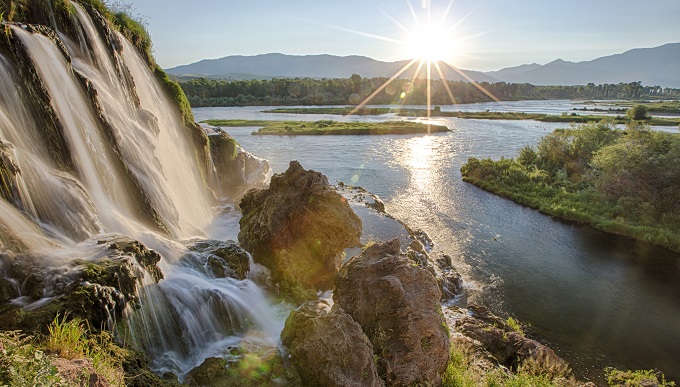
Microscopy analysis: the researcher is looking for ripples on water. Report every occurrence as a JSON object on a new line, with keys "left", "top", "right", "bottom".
{"left": 195, "top": 105, "right": 680, "bottom": 383}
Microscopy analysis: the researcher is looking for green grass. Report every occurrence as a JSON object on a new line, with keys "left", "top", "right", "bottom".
{"left": 254, "top": 120, "right": 449, "bottom": 135}
{"left": 606, "top": 368, "right": 675, "bottom": 386}
{"left": 202, "top": 119, "right": 449, "bottom": 135}
{"left": 0, "top": 331, "right": 64, "bottom": 386}
{"left": 441, "top": 346, "right": 569, "bottom": 387}
{"left": 596, "top": 100, "right": 680, "bottom": 114}
{"left": 154, "top": 66, "right": 195, "bottom": 126}
{"left": 0, "top": 315, "right": 128, "bottom": 386}
{"left": 263, "top": 107, "right": 393, "bottom": 115}
{"left": 202, "top": 119, "right": 286, "bottom": 127}
{"left": 506, "top": 317, "right": 524, "bottom": 337}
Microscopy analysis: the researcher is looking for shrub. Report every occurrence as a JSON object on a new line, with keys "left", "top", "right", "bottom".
{"left": 627, "top": 105, "right": 649, "bottom": 121}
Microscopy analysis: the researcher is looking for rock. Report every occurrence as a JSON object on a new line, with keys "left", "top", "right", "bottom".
{"left": 121, "top": 348, "right": 181, "bottom": 387}
{"left": 52, "top": 357, "right": 108, "bottom": 387}
{"left": 239, "top": 161, "right": 361, "bottom": 300}
{"left": 281, "top": 301, "right": 383, "bottom": 387}
{"left": 0, "top": 277, "right": 18, "bottom": 302}
{"left": 402, "top": 229, "right": 464, "bottom": 301}
{"left": 0, "top": 140, "right": 21, "bottom": 204}
{"left": 334, "top": 239, "right": 450, "bottom": 386}
{"left": 188, "top": 240, "right": 250, "bottom": 280}
{"left": 185, "top": 357, "right": 229, "bottom": 386}
{"left": 0, "top": 236, "right": 164, "bottom": 333}
{"left": 455, "top": 304, "right": 571, "bottom": 379}
{"left": 435, "top": 254, "right": 464, "bottom": 299}
{"left": 184, "top": 349, "right": 300, "bottom": 387}
{"left": 208, "top": 131, "right": 272, "bottom": 199}
{"left": 106, "top": 237, "right": 163, "bottom": 283}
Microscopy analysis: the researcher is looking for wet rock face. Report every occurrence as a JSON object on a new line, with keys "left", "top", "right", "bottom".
{"left": 239, "top": 161, "right": 361, "bottom": 300}
{"left": 107, "top": 237, "right": 163, "bottom": 283}
{"left": 455, "top": 304, "right": 571, "bottom": 378}
{"left": 334, "top": 239, "right": 450, "bottom": 386}
{"left": 281, "top": 301, "right": 384, "bottom": 387}
{"left": 188, "top": 240, "right": 250, "bottom": 280}
{"left": 0, "top": 236, "right": 164, "bottom": 333}
{"left": 208, "top": 131, "right": 272, "bottom": 199}
{"left": 0, "top": 141, "right": 21, "bottom": 204}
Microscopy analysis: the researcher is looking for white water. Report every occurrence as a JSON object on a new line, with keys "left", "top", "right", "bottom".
{"left": 0, "top": 8, "right": 282, "bottom": 379}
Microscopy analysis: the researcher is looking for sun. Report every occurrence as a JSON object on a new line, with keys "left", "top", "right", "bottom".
{"left": 405, "top": 24, "right": 454, "bottom": 62}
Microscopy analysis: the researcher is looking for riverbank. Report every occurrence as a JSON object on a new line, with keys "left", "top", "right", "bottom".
{"left": 461, "top": 121, "right": 680, "bottom": 253}
{"left": 202, "top": 119, "right": 449, "bottom": 135}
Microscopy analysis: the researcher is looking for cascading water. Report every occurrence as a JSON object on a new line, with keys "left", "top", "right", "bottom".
{"left": 0, "top": 3, "right": 282, "bottom": 379}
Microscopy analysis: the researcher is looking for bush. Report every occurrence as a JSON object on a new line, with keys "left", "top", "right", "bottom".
{"left": 627, "top": 105, "right": 649, "bottom": 121}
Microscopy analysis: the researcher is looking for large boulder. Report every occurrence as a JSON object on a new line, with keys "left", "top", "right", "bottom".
{"left": 454, "top": 304, "right": 571, "bottom": 379}
{"left": 334, "top": 239, "right": 450, "bottom": 386}
{"left": 281, "top": 301, "right": 383, "bottom": 387}
{"left": 239, "top": 161, "right": 361, "bottom": 300}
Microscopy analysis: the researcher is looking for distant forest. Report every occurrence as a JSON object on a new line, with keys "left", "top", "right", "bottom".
{"left": 178, "top": 75, "right": 680, "bottom": 107}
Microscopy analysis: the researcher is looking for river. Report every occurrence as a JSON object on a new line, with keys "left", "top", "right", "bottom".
{"left": 194, "top": 103, "right": 680, "bottom": 383}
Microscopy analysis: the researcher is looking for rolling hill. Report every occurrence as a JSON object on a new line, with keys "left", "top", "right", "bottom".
{"left": 166, "top": 43, "right": 680, "bottom": 87}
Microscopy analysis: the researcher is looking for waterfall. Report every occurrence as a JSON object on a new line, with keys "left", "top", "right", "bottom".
{"left": 0, "top": 4, "right": 282, "bottom": 379}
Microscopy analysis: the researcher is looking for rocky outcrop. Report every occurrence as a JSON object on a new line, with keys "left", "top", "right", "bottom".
{"left": 454, "top": 304, "right": 571, "bottom": 379}
{"left": 334, "top": 239, "right": 450, "bottom": 386}
{"left": 239, "top": 161, "right": 361, "bottom": 300}
{"left": 208, "top": 131, "right": 272, "bottom": 199}
{"left": 187, "top": 240, "right": 250, "bottom": 280}
{"left": 0, "top": 236, "right": 164, "bottom": 333}
{"left": 281, "top": 301, "right": 384, "bottom": 387}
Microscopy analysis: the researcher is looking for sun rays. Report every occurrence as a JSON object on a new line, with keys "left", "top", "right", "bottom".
{"left": 342, "top": 0, "right": 501, "bottom": 124}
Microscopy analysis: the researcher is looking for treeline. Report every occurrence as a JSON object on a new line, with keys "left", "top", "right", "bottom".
{"left": 461, "top": 120, "right": 680, "bottom": 251}
{"left": 178, "top": 75, "right": 680, "bottom": 107}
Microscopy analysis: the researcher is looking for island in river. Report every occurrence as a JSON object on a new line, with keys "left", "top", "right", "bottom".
{"left": 201, "top": 119, "right": 449, "bottom": 135}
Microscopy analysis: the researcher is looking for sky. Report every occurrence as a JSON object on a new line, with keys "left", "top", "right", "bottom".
{"left": 120, "top": 0, "right": 680, "bottom": 72}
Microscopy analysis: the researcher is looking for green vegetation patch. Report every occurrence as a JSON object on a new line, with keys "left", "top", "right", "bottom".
{"left": 202, "top": 119, "right": 449, "bottom": 135}
{"left": 606, "top": 368, "right": 675, "bottom": 386}
{"left": 263, "top": 107, "right": 393, "bottom": 115}
{"left": 254, "top": 120, "right": 449, "bottom": 135}
{"left": 202, "top": 119, "right": 286, "bottom": 127}
{"left": 397, "top": 109, "right": 680, "bottom": 127}
{"left": 461, "top": 120, "right": 680, "bottom": 252}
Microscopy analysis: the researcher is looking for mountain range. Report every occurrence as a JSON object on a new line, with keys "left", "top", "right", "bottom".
{"left": 166, "top": 43, "right": 680, "bottom": 88}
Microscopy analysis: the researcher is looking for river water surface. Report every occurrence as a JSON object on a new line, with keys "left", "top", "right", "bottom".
{"left": 195, "top": 103, "right": 680, "bottom": 383}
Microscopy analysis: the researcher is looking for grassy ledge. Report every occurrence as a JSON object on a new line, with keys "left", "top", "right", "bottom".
{"left": 460, "top": 120, "right": 680, "bottom": 252}
{"left": 202, "top": 119, "right": 449, "bottom": 135}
